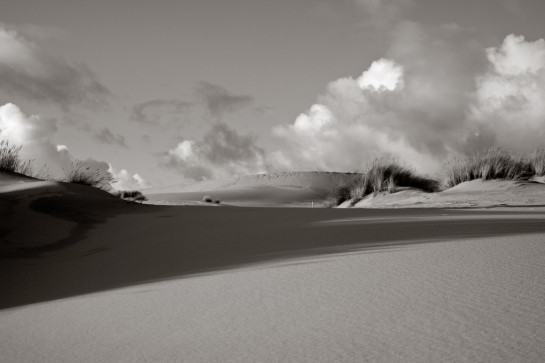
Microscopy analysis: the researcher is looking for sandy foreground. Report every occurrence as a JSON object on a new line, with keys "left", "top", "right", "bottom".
{"left": 2, "top": 177, "right": 545, "bottom": 361}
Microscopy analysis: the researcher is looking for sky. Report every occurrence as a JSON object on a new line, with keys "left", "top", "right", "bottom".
{"left": 1, "top": 0, "right": 545, "bottom": 189}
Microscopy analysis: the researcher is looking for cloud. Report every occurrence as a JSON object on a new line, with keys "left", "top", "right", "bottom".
{"left": 470, "top": 34, "right": 545, "bottom": 151}
{"left": 94, "top": 128, "right": 126, "bottom": 147}
{"left": 164, "top": 122, "right": 267, "bottom": 181}
{"left": 272, "top": 24, "right": 545, "bottom": 174}
{"left": 195, "top": 81, "right": 253, "bottom": 119}
{"left": 108, "top": 164, "right": 151, "bottom": 191}
{"left": 0, "top": 26, "right": 110, "bottom": 110}
{"left": 130, "top": 99, "right": 191, "bottom": 124}
{"left": 0, "top": 103, "right": 150, "bottom": 190}
{"left": 358, "top": 58, "right": 404, "bottom": 91}
{"left": 0, "top": 102, "right": 71, "bottom": 175}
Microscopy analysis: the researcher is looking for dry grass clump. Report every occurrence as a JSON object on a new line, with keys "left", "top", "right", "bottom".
{"left": 0, "top": 140, "right": 32, "bottom": 175}
{"left": 443, "top": 148, "right": 534, "bottom": 188}
{"left": 64, "top": 160, "right": 114, "bottom": 191}
{"left": 333, "top": 158, "right": 439, "bottom": 206}
{"left": 528, "top": 149, "right": 545, "bottom": 176}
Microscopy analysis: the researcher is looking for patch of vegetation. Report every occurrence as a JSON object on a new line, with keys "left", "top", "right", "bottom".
{"left": 333, "top": 158, "right": 439, "bottom": 206}
{"left": 442, "top": 148, "right": 534, "bottom": 188}
{"left": 0, "top": 140, "right": 32, "bottom": 175}
{"left": 64, "top": 160, "right": 114, "bottom": 191}
{"left": 202, "top": 195, "right": 220, "bottom": 204}
{"left": 528, "top": 149, "right": 545, "bottom": 177}
{"left": 114, "top": 190, "right": 148, "bottom": 203}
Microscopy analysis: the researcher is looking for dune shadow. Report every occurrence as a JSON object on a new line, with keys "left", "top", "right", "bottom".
{"left": 2, "top": 206, "right": 545, "bottom": 309}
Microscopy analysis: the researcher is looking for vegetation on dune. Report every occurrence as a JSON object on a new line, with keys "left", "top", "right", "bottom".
{"left": 202, "top": 195, "right": 221, "bottom": 204}
{"left": 64, "top": 160, "right": 115, "bottom": 191}
{"left": 528, "top": 149, "right": 545, "bottom": 177}
{"left": 114, "top": 190, "right": 148, "bottom": 203}
{"left": 0, "top": 140, "right": 32, "bottom": 175}
{"left": 442, "top": 148, "right": 536, "bottom": 188}
{"left": 333, "top": 158, "right": 439, "bottom": 206}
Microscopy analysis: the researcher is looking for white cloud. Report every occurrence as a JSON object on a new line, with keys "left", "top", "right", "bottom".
{"left": 471, "top": 34, "right": 545, "bottom": 151}
{"left": 108, "top": 164, "right": 152, "bottom": 191}
{"left": 487, "top": 34, "right": 545, "bottom": 76}
{"left": 357, "top": 58, "right": 404, "bottom": 91}
{"left": 1, "top": 102, "right": 150, "bottom": 190}
{"left": 0, "top": 102, "right": 71, "bottom": 175}
{"left": 164, "top": 123, "right": 267, "bottom": 181}
{"left": 271, "top": 25, "right": 545, "bottom": 174}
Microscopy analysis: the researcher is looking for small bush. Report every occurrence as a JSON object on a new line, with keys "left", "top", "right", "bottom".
{"left": 64, "top": 160, "right": 114, "bottom": 191}
{"left": 442, "top": 148, "right": 534, "bottom": 188}
{"left": 0, "top": 140, "right": 31, "bottom": 174}
{"left": 202, "top": 195, "right": 213, "bottom": 203}
{"left": 114, "top": 190, "right": 147, "bottom": 203}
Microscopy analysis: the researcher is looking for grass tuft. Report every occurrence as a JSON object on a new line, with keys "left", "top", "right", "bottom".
{"left": 64, "top": 160, "right": 114, "bottom": 191}
{"left": 333, "top": 158, "right": 439, "bottom": 206}
{"left": 528, "top": 149, "right": 545, "bottom": 177}
{"left": 442, "top": 148, "right": 534, "bottom": 188}
{"left": 0, "top": 140, "right": 32, "bottom": 174}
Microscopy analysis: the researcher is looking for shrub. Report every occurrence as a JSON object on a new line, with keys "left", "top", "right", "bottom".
{"left": 202, "top": 195, "right": 213, "bottom": 203}
{"left": 114, "top": 190, "right": 147, "bottom": 203}
{"left": 0, "top": 140, "right": 31, "bottom": 174}
{"left": 442, "top": 148, "right": 534, "bottom": 188}
{"left": 64, "top": 160, "right": 114, "bottom": 191}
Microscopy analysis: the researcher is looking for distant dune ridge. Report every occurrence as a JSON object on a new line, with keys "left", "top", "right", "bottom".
{"left": 146, "top": 171, "right": 362, "bottom": 207}
{"left": 145, "top": 170, "right": 545, "bottom": 209}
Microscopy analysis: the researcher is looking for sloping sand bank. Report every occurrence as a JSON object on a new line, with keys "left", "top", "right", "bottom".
{"left": 2, "top": 234, "right": 545, "bottom": 362}
{"left": 352, "top": 179, "right": 545, "bottom": 208}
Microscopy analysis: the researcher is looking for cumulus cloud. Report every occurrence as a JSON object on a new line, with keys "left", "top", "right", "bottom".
{"left": 0, "top": 102, "right": 150, "bottom": 190}
{"left": 0, "top": 102, "right": 71, "bottom": 174}
{"left": 94, "top": 128, "right": 126, "bottom": 147}
{"left": 164, "top": 122, "right": 267, "bottom": 181}
{"left": 272, "top": 23, "right": 545, "bottom": 174}
{"left": 470, "top": 34, "right": 545, "bottom": 151}
{"left": 195, "top": 81, "right": 253, "bottom": 119}
{"left": 358, "top": 58, "right": 404, "bottom": 91}
{"left": 108, "top": 164, "right": 151, "bottom": 191}
{"left": 0, "top": 26, "right": 110, "bottom": 109}
{"left": 130, "top": 99, "right": 191, "bottom": 124}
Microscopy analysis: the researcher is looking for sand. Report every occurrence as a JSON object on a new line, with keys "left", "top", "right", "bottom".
{"left": 2, "top": 234, "right": 545, "bottom": 362}
{"left": 351, "top": 179, "right": 545, "bottom": 209}
{"left": 3, "top": 173, "right": 545, "bottom": 361}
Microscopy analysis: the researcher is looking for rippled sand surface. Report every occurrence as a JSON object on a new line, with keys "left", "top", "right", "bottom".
{"left": 3, "top": 234, "right": 545, "bottom": 362}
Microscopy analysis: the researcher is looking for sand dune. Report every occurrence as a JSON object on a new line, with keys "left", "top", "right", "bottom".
{"left": 3, "top": 173, "right": 545, "bottom": 361}
{"left": 350, "top": 179, "right": 545, "bottom": 209}
{"left": 146, "top": 171, "right": 361, "bottom": 207}
{"left": 147, "top": 172, "right": 545, "bottom": 209}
